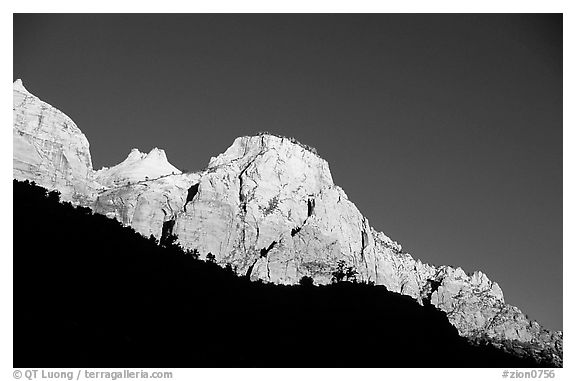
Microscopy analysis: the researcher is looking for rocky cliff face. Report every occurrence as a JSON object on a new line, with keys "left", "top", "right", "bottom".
{"left": 13, "top": 80, "right": 98, "bottom": 203}
{"left": 95, "top": 147, "right": 182, "bottom": 187}
{"left": 12, "top": 79, "right": 562, "bottom": 366}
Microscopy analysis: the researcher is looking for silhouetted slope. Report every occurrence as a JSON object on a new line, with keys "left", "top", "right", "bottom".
{"left": 13, "top": 180, "right": 543, "bottom": 367}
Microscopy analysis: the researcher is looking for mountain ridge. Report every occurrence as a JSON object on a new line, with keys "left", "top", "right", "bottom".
{"left": 15, "top": 178, "right": 547, "bottom": 367}
{"left": 12, "top": 79, "right": 562, "bottom": 366}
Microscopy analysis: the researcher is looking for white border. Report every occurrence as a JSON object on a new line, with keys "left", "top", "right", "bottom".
{"left": 3, "top": 2, "right": 573, "bottom": 380}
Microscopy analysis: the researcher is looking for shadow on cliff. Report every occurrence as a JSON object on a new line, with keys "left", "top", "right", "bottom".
{"left": 13, "top": 180, "right": 544, "bottom": 368}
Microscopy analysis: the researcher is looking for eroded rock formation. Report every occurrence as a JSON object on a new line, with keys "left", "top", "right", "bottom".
{"left": 13, "top": 79, "right": 99, "bottom": 203}
{"left": 12, "top": 79, "right": 562, "bottom": 366}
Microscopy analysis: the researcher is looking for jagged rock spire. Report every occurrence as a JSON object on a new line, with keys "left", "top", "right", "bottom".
{"left": 12, "top": 79, "right": 562, "bottom": 366}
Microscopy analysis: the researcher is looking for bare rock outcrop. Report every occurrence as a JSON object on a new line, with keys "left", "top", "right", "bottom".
{"left": 13, "top": 79, "right": 98, "bottom": 203}
{"left": 12, "top": 79, "right": 562, "bottom": 366}
{"left": 94, "top": 173, "right": 199, "bottom": 241}
{"left": 95, "top": 147, "right": 181, "bottom": 187}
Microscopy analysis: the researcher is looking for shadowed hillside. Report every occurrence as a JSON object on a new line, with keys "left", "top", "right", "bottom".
{"left": 13, "top": 180, "right": 546, "bottom": 367}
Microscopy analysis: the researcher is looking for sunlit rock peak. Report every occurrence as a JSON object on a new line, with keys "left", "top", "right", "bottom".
{"left": 12, "top": 79, "right": 562, "bottom": 366}
{"left": 95, "top": 147, "right": 181, "bottom": 187}
{"left": 13, "top": 79, "right": 97, "bottom": 203}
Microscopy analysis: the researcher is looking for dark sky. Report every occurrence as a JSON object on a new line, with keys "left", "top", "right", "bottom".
{"left": 13, "top": 14, "right": 562, "bottom": 330}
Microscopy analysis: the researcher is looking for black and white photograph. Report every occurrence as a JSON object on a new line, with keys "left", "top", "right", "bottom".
{"left": 8, "top": 6, "right": 570, "bottom": 378}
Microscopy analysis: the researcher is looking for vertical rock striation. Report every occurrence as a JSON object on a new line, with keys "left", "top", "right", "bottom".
{"left": 13, "top": 79, "right": 98, "bottom": 203}
{"left": 12, "top": 79, "right": 562, "bottom": 366}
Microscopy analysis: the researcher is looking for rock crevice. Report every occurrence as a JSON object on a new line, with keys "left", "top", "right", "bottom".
{"left": 12, "top": 79, "right": 562, "bottom": 366}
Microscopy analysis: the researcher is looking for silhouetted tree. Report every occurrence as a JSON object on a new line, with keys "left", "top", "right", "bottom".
{"left": 345, "top": 266, "right": 358, "bottom": 283}
{"left": 224, "top": 263, "right": 235, "bottom": 275}
{"left": 332, "top": 261, "right": 358, "bottom": 283}
{"left": 12, "top": 179, "right": 553, "bottom": 369}
{"left": 299, "top": 276, "right": 314, "bottom": 287}
{"left": 331, "top": 260, "right": 347, "bottom": 283}
{"left": 47, "top": 189, "right": 60, "bottom": 203}
{"left": 187, "top": 248, "right": 200, "bottom": 259}
{"left": 161, "top": 232, "right": 181, "bottom": 251}
{"left": 206, "top": 253, "right": 216, "bottom": 263}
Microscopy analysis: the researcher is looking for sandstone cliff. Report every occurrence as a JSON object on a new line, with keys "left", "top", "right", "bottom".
{"left": 13, "top": 79, "right": 98, "bottom": 203}
{"left": 12, "top": 79, "right": 562, "bottom": 365}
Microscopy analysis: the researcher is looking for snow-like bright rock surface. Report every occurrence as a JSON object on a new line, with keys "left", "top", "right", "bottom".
{"left": 13, "top": 79, "right": 97, "bottom": 203}
{"left": 94, "top": 173, "right": 199, "bottom": 239}
{"left": 95, "top": 147, "right": 182, "bottom": 187}
{"left": 12, "top": 79, "right": 562, "bottom": 365}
